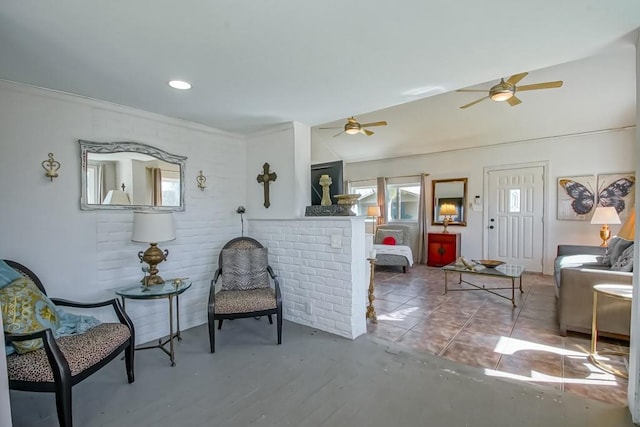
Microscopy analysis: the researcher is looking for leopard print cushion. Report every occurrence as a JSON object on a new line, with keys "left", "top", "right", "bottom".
{"left": 7, "top": 323, "right": 130, "bottom": 382}
{"left": 215, "top": 288, "right": 277, "bottom": 314}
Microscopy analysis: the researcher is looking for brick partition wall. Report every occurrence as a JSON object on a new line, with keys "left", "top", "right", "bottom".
{"left": 249, "top": 217, "right": 367, "bottom": 339}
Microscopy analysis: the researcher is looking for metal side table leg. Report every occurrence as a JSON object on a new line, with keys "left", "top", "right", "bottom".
{"left": 176, "top": 294, "right": 182, "bottom": 341}
{"left": 168, "top": 294, "right": 175, "bottom": 366}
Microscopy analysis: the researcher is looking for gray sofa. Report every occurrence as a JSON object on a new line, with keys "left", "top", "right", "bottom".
{"left": 555, "top": 238, "right": 633, "bottom": 338}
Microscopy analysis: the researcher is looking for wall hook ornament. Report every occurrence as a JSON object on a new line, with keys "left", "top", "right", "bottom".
{"left": 42, "top": 153, "right": 61, "bottom": 181}
{"left": 196, "top": 170, "right": 207, "bottom": 191}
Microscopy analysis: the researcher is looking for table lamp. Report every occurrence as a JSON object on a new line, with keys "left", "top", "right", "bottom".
{"left": 440, "top": 203, "right": 458, "bottom": 233}
{"left": 132, "top": 211, "right": 176, "bottom": 286}
{"left": 367, "top": 206, "right": 381, "bottom": 235}
{"left": 617, "top": 208, "right": 636, "bottom": 241}
{"left": 590, "top": 206, "right": 621, "bottom": 247}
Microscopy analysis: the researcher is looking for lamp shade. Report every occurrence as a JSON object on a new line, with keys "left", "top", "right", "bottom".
{"left": 617, "top": 209, "right": 636, "bottom": 240}
{"left": 367, "top": 206, "right": 381, "bottom": 217}
{"left": 590, "top": 206, "right": 621, "bottom": 225}
{"left": 103, "top": 190, "right": 131, "bottom": 205}
{"left": 131, "top": 211, "right": 176, "bottom": 243}
{"left": 440, "top": 203, "right": 458, "bottom": 216}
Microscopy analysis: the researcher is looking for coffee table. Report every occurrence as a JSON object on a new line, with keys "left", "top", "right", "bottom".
{"left": 442, "top": 262, "right": 525, "bottom": 307}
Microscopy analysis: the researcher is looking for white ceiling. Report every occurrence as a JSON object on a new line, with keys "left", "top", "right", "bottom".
{"left": 1, "top": 1, "right": 639, "bottom": 163}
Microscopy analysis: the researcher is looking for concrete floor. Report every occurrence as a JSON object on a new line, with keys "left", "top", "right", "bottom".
{"left": 9, "top": 320, "right": 636, "bottom": 427}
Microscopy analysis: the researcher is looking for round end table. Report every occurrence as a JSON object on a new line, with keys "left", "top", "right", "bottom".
{"left": 588, "top": 283, "right": 632, "bottom": 378}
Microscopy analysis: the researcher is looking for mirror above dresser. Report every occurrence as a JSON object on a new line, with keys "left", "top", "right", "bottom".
{"left": 431, "top": 178, "right": 468, "bottom": 226}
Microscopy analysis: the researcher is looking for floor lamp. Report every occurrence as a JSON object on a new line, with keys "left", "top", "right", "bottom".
{"left": 367, "top": 206, "right": 381, "bottom": 235}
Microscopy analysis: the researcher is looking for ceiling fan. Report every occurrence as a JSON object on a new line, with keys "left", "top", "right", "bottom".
{"left": 320, "top": 117, "right": 388, "bottom": 137}
{"left": 457, "top": 72, "right": 563, "bottom": 109}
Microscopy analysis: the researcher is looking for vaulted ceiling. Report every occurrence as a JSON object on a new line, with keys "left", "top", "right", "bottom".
{"left": 1, "top": 1, "right": 638, "bottom": 163}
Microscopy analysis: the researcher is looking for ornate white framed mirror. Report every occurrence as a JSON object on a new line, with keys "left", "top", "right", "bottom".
{"left": 79, "top": 140, "right": 187, "bottom": 211}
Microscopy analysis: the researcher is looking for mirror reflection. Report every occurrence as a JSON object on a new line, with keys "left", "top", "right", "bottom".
{"left": 79, "top": 140, "right": 186, "bottom": 211}
{"left": 432, "top": 178, "right": 468, "bottom": 226}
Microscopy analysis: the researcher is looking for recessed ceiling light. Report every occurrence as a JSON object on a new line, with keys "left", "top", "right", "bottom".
{"left": 168, "top": 80, "right": 191, "bottom": 90}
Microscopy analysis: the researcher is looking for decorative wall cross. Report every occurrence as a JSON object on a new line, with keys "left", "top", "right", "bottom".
{"left": 257, "top": 162, "right": 277, "bottom": 208}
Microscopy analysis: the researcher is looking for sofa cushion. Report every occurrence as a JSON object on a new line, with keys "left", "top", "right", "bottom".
{"left": 554, "top": 254, "right": 603, "bottom": 287}
{"left": 603, "top": 237, "right": 634, "bottom": 266}
{"left": 612, "top": 245, "right": 634, "bottom": 272}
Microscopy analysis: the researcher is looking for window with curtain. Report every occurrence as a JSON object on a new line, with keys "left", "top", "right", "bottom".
{"left": 161, "top": 170, "right": 181, "bottom": 206}
{"left": 387, "top": 181, "right": 421, "bottom": 222}
{"left": 86, "top": 164, "right": 98, "bottom": 204}
{"left": 351, "top": 185, "right": 378, "bottom": 216}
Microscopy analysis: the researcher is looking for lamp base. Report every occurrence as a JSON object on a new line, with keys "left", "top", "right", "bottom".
{"left": 442, "top": 218, "right": 451, "bottom": 234}
{"left": 142, "top": 274, "right": 165, "bottom": 287}
{"left": 138, "top": 243, "right": 169, "bottom": 286}
{"left": 599, "top": 225, "right": 611, "bottom": 247}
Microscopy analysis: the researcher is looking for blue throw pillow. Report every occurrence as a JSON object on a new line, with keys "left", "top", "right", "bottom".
{"left": 0, "top": 277, "right": 60, "bottom": 354}
{"left": 612, "top": 245, "right": 634, "bottom": 272}
{"left": 0, "top": 260, "right": 22, "bottom": 290}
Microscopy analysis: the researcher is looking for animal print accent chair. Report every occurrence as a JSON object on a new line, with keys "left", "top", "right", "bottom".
{"left": 208, "top": 237, "right": 283, "bottom": 352}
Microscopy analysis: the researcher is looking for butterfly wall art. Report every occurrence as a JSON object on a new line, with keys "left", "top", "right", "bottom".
{"left": 557, "top": 173, "right": 635, "bottom": 221}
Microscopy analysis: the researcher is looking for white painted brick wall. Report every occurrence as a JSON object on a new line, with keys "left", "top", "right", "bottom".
{"left": 93, "top": 138, "right": 249, "bottom": 345}
{"left": 249, "top": 217, "right": 367, "bottom": 339}
{"left": 0, "top": 81, "right": 249, "bottom": 346}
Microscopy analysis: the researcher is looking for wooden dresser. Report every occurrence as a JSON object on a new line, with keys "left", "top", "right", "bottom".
{"left": 427, "top": 232, "right": 461, "bottom": 267}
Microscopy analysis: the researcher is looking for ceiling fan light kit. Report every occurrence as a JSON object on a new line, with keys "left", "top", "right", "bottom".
{"left": 457, "top": 72, "right": 563, "bottom": 109}
{"left": 488, "top": 79, "right": 515, "bottom": 101}
{"left": 320, "top": 116, "right": 388, "bottom": 137}
{"left": 345, "top": 120, "right": 362, "bottom": 134}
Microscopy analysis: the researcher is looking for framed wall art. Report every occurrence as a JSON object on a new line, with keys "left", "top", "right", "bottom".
{"left": 596, "top": 172, "right": 635, "bottom": 223}
{"left": 557, "top": 175, "right": 596, "bottom": 220}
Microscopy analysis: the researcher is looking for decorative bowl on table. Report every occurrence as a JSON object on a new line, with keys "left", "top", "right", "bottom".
{"left": 474, "top": 260, "right": 505, "bottom": 268}
{"left": 334, "top": 194, "right": 360, "bottom": 206}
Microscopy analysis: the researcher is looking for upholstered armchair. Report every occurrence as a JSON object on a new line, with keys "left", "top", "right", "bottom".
{"left": 373, "top": 224, "right": 415, "bottom": 273}
{"left": 2, "top": 260, "right": 134, "bottom": 427}
{"left": 207, "top": 237, "right": 282, "bottom": 353}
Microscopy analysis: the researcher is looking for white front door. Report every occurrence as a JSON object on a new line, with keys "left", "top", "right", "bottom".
{"left": 487, "top": 166, "right": 544, "bottom": 272}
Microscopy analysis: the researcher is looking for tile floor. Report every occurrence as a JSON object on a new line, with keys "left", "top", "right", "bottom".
{"left": 367, "top": 264, "right": 630, "bottom": 406}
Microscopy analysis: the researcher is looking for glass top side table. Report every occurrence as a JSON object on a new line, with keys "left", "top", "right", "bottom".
{"left": 116, "top": 281, "right": 191, "bottom": 366}
{"left": 588, "top": 283, "right": 632, "bottom": 378}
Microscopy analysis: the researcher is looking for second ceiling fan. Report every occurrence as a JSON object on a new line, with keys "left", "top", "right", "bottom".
{"left": 321, "top": 117, "right": 388, "bottom": 137}
{"left": 457, "top": 72, "right": 563, "bottom": 109}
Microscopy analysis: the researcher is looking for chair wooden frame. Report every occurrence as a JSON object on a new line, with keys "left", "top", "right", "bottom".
{"left": 207, "top": 237, "right": 283, "bottom": 353}
{"left": 3, "top": 260, "right": 135, "bottom": 427}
